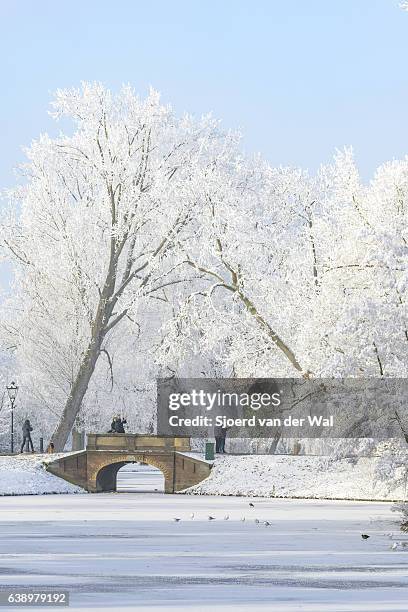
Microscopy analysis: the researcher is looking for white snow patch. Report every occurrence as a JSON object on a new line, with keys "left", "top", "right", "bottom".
{"left": 177, "top": 451, "right": 214, "bottom": 465}
{"left": 0, "top": 453, "right": 85, "bottom": 496}
{"left": 184, "top": 454, "right": 408, "bottom": 501}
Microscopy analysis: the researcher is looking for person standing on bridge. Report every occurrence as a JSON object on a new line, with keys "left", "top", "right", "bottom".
{"left": 115, "top": 416, "right": 127, "bottom": 433}
{"left": 20, "top": 419, "right": 34, "bottom": 453}
{"left": 109, "top": 415, "right": 127, "bottom": 433}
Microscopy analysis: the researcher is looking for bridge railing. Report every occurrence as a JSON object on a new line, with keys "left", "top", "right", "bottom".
{"left": 86, "top": 433, "right": 191, "bottom": 453}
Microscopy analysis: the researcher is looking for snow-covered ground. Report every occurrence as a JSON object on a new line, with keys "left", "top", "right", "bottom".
{"left": 0, "top": 454, "right": 84, "bottom": 495}
{"left": 0, "top": 493, "right": 407, "bottom": 611}
{"left": 185, "top": 454, "right": 408, "bottom": 501}
{"left": 1, "top": 451, "right": 407, "bottom": 502}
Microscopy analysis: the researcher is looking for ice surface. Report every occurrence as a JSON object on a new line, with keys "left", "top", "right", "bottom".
{"left": 117, "top": 464, "right": 165, "bottom": 492}
{"left": 0, "top": 492, "right": 407, "bottom": 611}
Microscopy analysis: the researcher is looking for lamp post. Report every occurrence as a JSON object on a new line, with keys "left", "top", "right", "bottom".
{"left": 6, "top": 382, "right": 18, "bottom": 454}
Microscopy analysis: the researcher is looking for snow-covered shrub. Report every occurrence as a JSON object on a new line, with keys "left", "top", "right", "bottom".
{"left": 374, "top": 440, "right": 408, "bottom": 497}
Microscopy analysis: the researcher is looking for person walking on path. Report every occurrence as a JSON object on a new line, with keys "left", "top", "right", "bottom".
{"left": 20, "top": 419, "right": 34, "bottom": 453}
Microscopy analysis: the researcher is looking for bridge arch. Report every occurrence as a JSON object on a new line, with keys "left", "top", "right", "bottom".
{"left": 116, "top": 462, "right": 165, "bottom": 493}
{"left": 96, "top": 461, "right": 127, "bottom": 492}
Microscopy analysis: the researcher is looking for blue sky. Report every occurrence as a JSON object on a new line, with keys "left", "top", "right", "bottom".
{"left": 0, "top": 0, "right": 407, "bottom": 288}
{"left": 1, "top": 0, "right": 408, "bottom": 186}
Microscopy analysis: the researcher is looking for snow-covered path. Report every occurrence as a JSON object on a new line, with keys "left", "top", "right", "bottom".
{"left": 0, "top": 494, "right": 407, "bottom": 611}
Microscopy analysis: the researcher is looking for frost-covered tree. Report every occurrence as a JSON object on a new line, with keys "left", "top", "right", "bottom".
{"left": 1, "top": 83, "right": 408, "bottom": 453}
{"left": 0, "top": 337, "right": 13, "bottom": 449}
{"left": 159, "top": 158, "right": 317, "bottom": 377}
{"left": 0, "top": 82, "right": 245, "bottom": 450}
{"left": 161, "top": 148, "right": 408, "bottom": 384}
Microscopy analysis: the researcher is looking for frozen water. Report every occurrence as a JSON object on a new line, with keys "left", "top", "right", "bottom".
{"left": 0, "top": 491, "right": 407, "bottom": 611}
{"left": 116, "top": 463, "right": 165, "bottom": 493}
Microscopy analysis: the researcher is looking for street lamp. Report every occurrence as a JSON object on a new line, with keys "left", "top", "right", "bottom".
{"left": 6, "top": 382, "right": 18, "bottom": 454}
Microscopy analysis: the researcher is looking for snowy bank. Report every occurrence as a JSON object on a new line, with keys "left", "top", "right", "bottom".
{"left": 0, "top": 454, "right": 85, "bottom": 495}
{"left": 184, "top": 453, "right": 408, "bottom": 501}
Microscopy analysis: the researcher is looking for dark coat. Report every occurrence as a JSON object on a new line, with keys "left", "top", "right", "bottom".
{"left": 115, "top": 420, "right": 126, "bottom": 434}
{"left": 22, "top": 420, "right": 33, "bottom": 436}
{"left": 214, "top": 426, "right": 227, "bottom": 438}
{"left": 110, "top": 418, "right": 126, "bottom": 433}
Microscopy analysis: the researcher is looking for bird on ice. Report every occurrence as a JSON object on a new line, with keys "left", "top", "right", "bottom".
{"left": 241, "top": 517, "right": 246, "bottom": 522}
{"left": 264, "top": 521, "right": 271, "bottom": 527}
{"left": 361, "top": 534, "right": 370, "bottom": 540}
{"left": 208, "top": 516, "right": 216, "bottom": 521}
{"left": 173, "top": 518, "right": 181, "bottom": 522}
{"left": 254, "top": 519, "right": 260, "bottom": 524}
{"left": 190, "top": 513, "right": 195, "bottom": 520}
{"left": 249, "top": 502, "right": 255, "bottom": 508}
{"left": 224, "top": 515, "right": 229, "bottom": 520}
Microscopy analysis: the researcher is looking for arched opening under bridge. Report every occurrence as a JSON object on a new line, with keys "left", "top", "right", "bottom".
{"left": 116, "top": 462, "right": 165, "bottom": 493}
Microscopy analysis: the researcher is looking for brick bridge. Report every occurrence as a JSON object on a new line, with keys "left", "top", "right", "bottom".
{"left": 46, "top": 434, "right": 212, "bottom": 493}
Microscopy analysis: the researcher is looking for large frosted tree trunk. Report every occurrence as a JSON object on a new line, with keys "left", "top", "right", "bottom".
{"left": 51, "top": 337, "right": 102, "bottom": 451}
{"left": 51, "top": 225, "right": 173, "bottom": 450}
{"left": 51, "top": 246, "right": 119, "bottom": 450}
